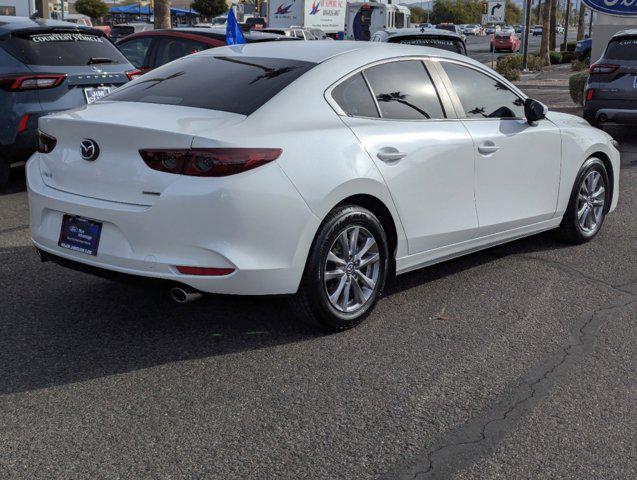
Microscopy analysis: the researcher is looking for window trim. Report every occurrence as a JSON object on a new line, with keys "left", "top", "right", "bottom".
{"left": 324, "top": 56, "right": 457, "bottom": 122}
{"left": 431, "top": 58, "right": 528, "bottom": 121}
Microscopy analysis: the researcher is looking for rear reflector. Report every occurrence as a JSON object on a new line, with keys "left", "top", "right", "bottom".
{"left": 586, "top": 89, "right": 595, "bottom": 101}
{"left": 0, "top": 74, "right": 66, "bottom": 91}
{"left": 176, "top": 266, "right": 235, "bottom": 276}
{"left": 17, "top": 114, "right": 29, "bottom": 133}
{"left": 589, "top": 64, "right": 618, "bottom": 75}
{"left": 37, "top": 130, "right": 57, "bottom": 153}
{"left": 139, "top": 148, "right": 282, "bottom": 177}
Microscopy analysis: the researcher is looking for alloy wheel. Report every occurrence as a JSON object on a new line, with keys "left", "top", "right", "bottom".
{"left": 324, "top": 226, "right": 380, "bottom": 313}
{"left": 576, "top": 170, "right": 606, "bottom": 234}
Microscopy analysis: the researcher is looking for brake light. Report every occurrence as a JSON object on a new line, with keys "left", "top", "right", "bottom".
{"left": 176, "top": 266, "right": 235, "bottom": 276}
{"left": 586, "top": 89, "right": 595, "bottom": 101}
{"left": 139, "top": 148, "right": 282, "bottom": 177}
{"left": 126, "top": 69, "right": 142, "bottom": 81}
{"left": 0, "top": 74, "right": 66, "bottom": 91}
{"left": 37, "top": 130, "right": 57, "bottom": 153}
{"left": 589, "top": 64, "right": 618, "bottom": 75}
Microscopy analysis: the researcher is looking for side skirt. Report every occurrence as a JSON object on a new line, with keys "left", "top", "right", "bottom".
{"left": 395, "top": 218, "right": 563, "bottom": 276}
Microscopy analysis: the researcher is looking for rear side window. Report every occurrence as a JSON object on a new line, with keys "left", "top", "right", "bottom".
{"left": 331, "top": 73, "right": 379, "bottom": 118}
{"left": 1, "top": 30, "right": 128, "bottom": 66}
{"left": 388, "top": 35, "right": 466, "bottom": 55}
{"left": 441, "top": 61, "right": 525, "bottom": 119}
{"left": 105, "top": 55, "right": 316, "bottom": 116}
{"left": 117, "top": 37, "right": 152, "bottom": 68}
{"left": 364, "top": 60, "right": 445, "bottom": 120}
{"left": 154, "top": 37, "right": 211, "bottom": 67}
{"left": 605, "top": 37, "right": 637, "bottom": 61}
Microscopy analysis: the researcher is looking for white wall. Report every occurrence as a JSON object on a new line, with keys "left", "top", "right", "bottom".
{"left": 592, "top": 13, "right": 637, "bottom": 61}
{"left": 0, "top": 0, "right": 35, "bottom": 17}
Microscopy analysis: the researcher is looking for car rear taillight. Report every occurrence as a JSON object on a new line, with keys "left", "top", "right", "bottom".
{"left": 589, "top": 64, "right": 619, "bottom": 75}
{"left": 0, "top": 74, "right": 66, "bottom": 91}
{"left": 37, "top": 130, "right": 57, "bottom": 153}
{"left": 139, "top": 148, "right": 282, "bottom": 177}
{"left": 126, "top": 69, "right": 142, "bottom": 81}
{"left": 176, "top": 266, "right": 235, "bottom": 276}
{"left": 586, "top": 89, "right": 595, "bottom": 102}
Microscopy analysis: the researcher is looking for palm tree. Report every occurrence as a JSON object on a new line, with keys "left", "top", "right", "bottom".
{"left": 576, "top": 2, "right": 586, "bottom": 41}
{"left": 154, "top": 0, "right": 171, "bottom": 29}
{"left": 539, "top": 0, "right": 553, "bottom": 66}
{"left": 549, "top": 0, "right": 558, "bottom": 51}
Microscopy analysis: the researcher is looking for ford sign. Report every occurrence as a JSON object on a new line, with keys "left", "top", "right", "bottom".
{"left": 582, "top": 0, "right": 637, "bottom": 16}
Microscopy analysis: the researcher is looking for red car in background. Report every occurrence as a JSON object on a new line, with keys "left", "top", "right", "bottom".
{"left": 490, "top": 32, "right": 521, "bottom": 52}
{"left": 115, "top": 28, "right": 290, "bottom": 73}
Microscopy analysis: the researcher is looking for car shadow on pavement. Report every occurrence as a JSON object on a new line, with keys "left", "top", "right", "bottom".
{"left": 0, "top": 164, "right": 26, "bottom": 195}
{"left": 0, "top": 230, "right": 570, "bottom": 396}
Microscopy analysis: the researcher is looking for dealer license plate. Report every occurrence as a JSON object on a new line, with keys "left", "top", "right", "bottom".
{"left": 84, "top": 86, "right": 111, "bottom": 104}
{"left": 58, "top": 215, "right": 102, "bottom": 256}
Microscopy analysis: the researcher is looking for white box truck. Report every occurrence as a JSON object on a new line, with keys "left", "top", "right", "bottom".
{"left": 268, "top": 0, "right": 347, "bottom": 36}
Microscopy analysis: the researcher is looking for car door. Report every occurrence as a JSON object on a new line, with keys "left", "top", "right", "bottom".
{"left": 435, "top": 59, "right": 561, "bottom": 236}
{"left": 329, "top": 59, "right": 478, "bottom": 254}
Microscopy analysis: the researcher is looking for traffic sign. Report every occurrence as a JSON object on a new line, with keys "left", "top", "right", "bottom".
{"left": 482, "top": 1, "right": 505, "bottom": 24}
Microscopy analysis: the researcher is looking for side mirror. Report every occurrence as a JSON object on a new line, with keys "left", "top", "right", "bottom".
{"left": 524, "top": 98, "right": 548, "bottom": 124}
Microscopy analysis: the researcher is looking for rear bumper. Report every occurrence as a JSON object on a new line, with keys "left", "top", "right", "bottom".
{"left": 584, "top": 104, "right": 637, "bottom": 124}
{"left": 27, "top": 156, "right": 320, "bottom": 295}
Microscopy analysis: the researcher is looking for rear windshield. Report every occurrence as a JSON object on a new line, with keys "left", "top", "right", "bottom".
{"left": 389, "top": 35, "right": 466, "bottom": 55}
{"left": 605, "top": 37, "right": 637, "bottom": 61}
{"left": 105, "top": 55, "right": 316, "bottom": 115}
{"left": 1, "top": 29, "right": 127, "bottom": 66}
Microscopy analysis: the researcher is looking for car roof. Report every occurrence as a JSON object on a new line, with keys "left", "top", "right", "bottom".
{"left": 612, "top": 28, "right": 637, "bottom": 39}
{"left": 119, "top": 27, "right": 286, "bottom": 42}
{"left": 382, "top": 27, "right": 463, "bottom": 40}
{"left": 0, "top": 15, "right": 94, "bottom": 35}
{"left": 200, "top": 39, "right": 477, "bottom": 66}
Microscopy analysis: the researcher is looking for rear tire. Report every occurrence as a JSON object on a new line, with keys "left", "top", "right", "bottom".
{"left": 293, "top": 205, "right": 389, "bottom": 331}
{"left": 0, "top": 161, "right": 10, "bottom": 191}
{"left": 557, "top": 158, "right": 609, "bottom": 244}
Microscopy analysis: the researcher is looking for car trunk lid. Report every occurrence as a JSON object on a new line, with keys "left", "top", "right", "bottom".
{"left": 37, "top": 102, "right": 246, "bottom": 206}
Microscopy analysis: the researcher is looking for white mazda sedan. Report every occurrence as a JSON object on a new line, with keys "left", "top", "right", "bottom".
{"left": 28, "top": 41, "right": 620, "bottom": 330}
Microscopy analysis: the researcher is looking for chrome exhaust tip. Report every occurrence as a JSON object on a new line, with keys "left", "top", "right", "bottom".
{"left": 170, "top": 286, "right": 203, "bottom": 304}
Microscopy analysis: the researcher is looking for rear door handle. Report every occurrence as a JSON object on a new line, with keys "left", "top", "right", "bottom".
{"left": 377, "top": 147, "right": 407, "bottom": 163}
{"left": 478, "top": 141, "right": 500, "bottom": 155}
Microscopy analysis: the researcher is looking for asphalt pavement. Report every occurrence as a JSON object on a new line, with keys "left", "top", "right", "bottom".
{"left": 0, "top": 80, "right": 635, "bottom": 479}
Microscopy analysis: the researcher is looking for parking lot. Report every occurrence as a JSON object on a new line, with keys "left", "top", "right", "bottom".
{"left": 1, "top": 99, "right": 635, "bottom": 479}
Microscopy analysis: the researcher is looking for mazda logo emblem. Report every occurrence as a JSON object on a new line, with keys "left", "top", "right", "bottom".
{"left": 80, "top": 139, "right": 99, "bottom": 161}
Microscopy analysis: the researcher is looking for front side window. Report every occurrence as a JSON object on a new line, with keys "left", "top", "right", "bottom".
{"left": 105, "top": 55, "right": 316, "bottom": 116}
{"left": 331, "top": 73, "right": 379, "bottom": 118}
{"left": 363, "top": 60, "right": 445, "bottom": 120}
{"left": 441, "top": 61, "right": 525, "bottom": 119}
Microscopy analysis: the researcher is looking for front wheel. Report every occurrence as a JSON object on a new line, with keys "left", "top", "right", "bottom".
{"left": 557, "top": 158, "right": 609, "bottom": 244}
{"left": 293, "top": 205, "right": 389, "bottom": 331}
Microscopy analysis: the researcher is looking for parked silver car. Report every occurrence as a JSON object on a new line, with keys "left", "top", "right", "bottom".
{"left": 584, "top": 29, "right": 637, "bottom": 127}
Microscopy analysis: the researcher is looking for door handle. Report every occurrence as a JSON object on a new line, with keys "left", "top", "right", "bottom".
{"left": 478, "top": 141, "right": 500, "bottom": 155}
{"left": 377, "top": 147, "right": 407, "bottom": 163}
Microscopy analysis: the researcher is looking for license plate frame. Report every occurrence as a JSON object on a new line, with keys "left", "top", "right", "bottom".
{"left": 83, "top": 86, "right": 111, "bottom": 104}
{"left": 58, "top": 215, "right": 103, "bottom": 256}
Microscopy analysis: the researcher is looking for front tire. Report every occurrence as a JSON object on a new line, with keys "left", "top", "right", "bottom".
{"left": 293, "top": 205, "right": 389, "bottom": 331}
{"left": 557, "top": 158, "right": 609, "bottom": 244}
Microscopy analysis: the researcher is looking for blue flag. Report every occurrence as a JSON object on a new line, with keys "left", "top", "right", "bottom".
{"left": 226, "top": 9, "right": 246, "bottom": 45}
